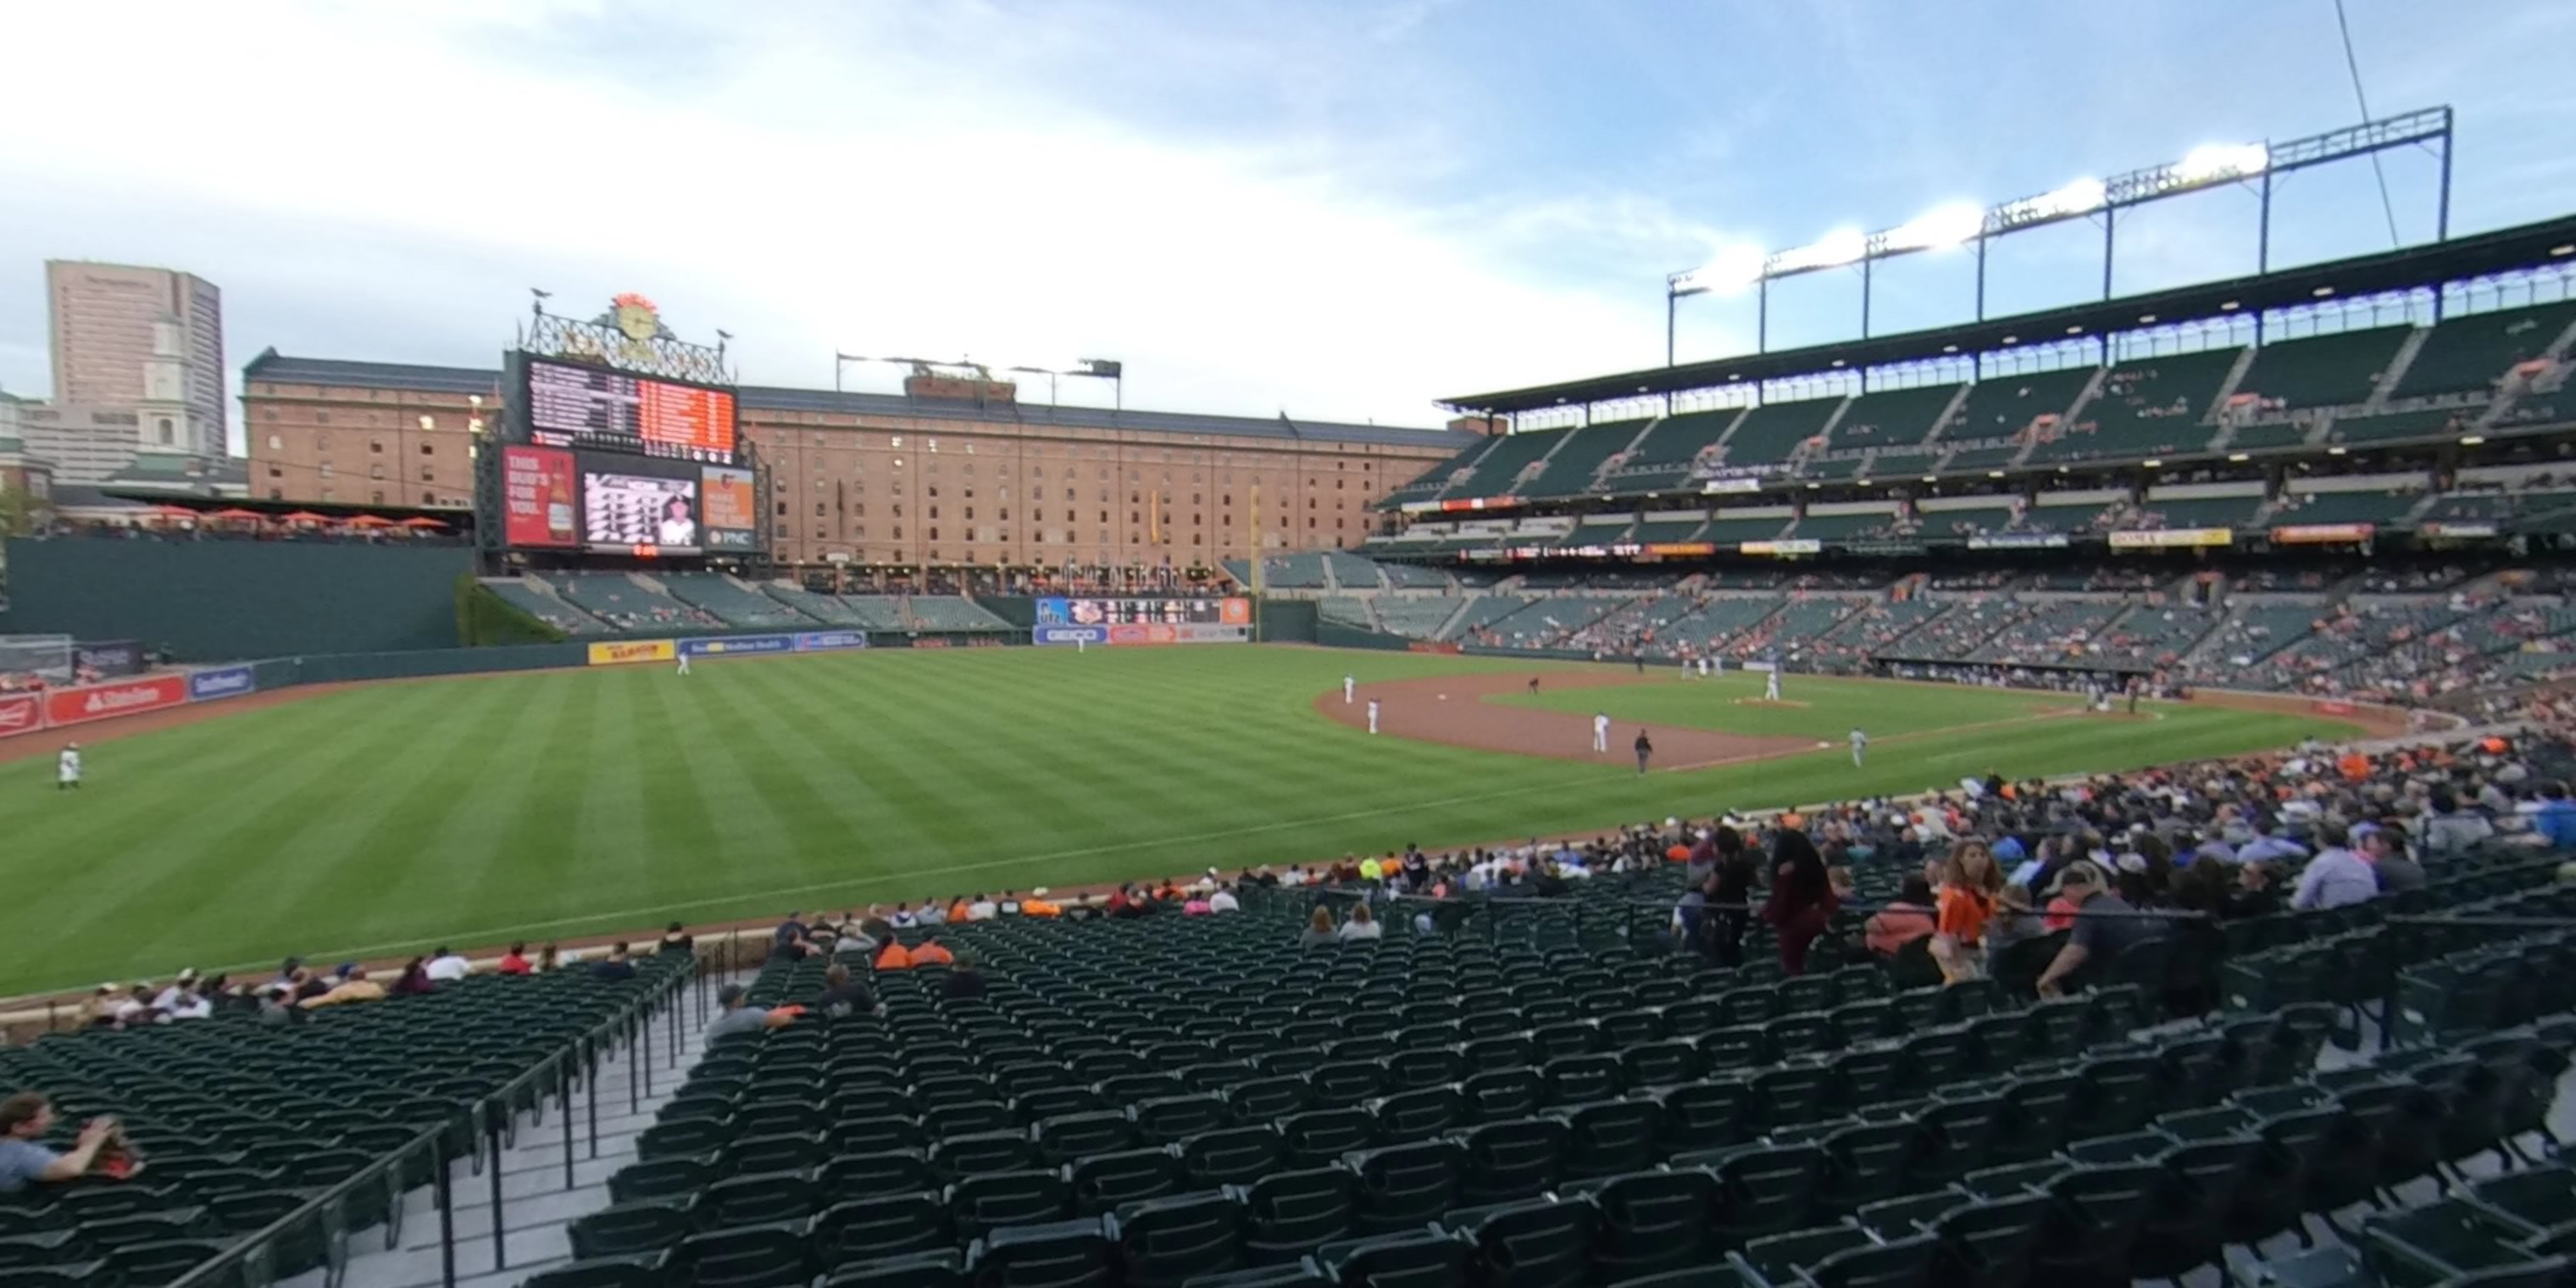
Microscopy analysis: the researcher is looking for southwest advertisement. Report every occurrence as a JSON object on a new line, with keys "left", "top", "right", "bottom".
{"left": 187, "top": 666, "right": 258, "bottom": 702}
{"left": 502, "top": 445, "right": 580, "bottom": 548}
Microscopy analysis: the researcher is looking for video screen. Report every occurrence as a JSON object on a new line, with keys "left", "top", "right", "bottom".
{"left": 583, "top": 470, "right": 700, "bottom": 554}
{"left": 700, "top": 465, "right": 759, "bottom": 551}
{"left": 526, "top": 358, "right": 737, "bottom": 464}
{"left": 1036, "top": 597, "right": 1251, "bottom": 625}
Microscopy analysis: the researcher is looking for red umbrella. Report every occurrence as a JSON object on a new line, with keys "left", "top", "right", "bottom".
{"left": 146, "top": 503, "right": 199, "bottom": 518}
{"left": 342, "top": 515, "right": 397, "bottom": 528}
{"left": 397, "top": 516, "right": 447, "bottom": 529}
{"left": 279, "top": 511, "right": 329, "bottom": 523}
{"left": 208, "top": 508, "right": 266, "bottom": 521}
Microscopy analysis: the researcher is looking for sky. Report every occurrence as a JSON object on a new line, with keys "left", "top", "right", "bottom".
{"left": 3, "top": 0, "right": 2575, "bottom": 451}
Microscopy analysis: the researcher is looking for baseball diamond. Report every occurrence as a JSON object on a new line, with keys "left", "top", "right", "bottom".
{"left": 1, "top": 645, "right": 2367, "bottom": 997}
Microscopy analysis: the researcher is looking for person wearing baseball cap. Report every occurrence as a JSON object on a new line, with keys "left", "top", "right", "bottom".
{"left": 2035, "top": 858, "right": 2160, "bottom": 997}
{"left": 706, "top": 984, "right": 793, "bottom": 1041}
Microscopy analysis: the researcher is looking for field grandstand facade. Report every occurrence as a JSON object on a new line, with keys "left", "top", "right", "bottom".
{"left": 242, "top": 353, "right": 1476, "bottom": 573}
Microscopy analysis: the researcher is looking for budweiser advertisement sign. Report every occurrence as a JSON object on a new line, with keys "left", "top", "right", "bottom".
{"left": 0, "top": 694, "right": 40, "bottom": 739}
{"left": 45, "top": 675, "right": 189, "bottom": 728}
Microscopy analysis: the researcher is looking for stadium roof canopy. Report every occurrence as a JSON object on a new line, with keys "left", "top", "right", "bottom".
{"left": 1438, "top": 213, "right": 2576, "bottom": 414}
{"left": 242, "top": 351, "right": 1471, "bottom": 450}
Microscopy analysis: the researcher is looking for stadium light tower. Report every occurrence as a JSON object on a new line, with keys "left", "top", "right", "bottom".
{"left": 1663, "top": 107, "right": 2455, "bottom": 368}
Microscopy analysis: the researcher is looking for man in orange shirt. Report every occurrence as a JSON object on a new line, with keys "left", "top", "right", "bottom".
{"left": 910, "top": 935, "right": 954, "bottom": 966}
{"left": 874, "top": 938, "right": 913, "bottom": 970}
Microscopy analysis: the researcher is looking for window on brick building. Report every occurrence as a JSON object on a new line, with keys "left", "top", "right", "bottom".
{"left": 266, "top": 434, "right": 280, "bottom": 451}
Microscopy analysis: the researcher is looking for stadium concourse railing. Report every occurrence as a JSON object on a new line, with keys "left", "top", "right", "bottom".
{"left": 162, "top": 953, "right": 718, "bottom": 1288}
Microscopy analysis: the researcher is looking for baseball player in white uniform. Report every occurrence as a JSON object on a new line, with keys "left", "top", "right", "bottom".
{"left": 57, "top": 742, "right": 81, "bottom": 791}
{"left": 1343, "top": 675, "right": 1356, "bottom": 704}
{"left": 676, "top": 652, "right": 691, "bottom": 676}
{"left": 1850, "top": 727, "right": 1868, "bottom": 768}
{"left": 1591, "top": 713, "right": 1611, "bottom": 754}
{"left": 1764, "top": 668, "right": 1781, "bottom": 702}
{"left": 1366, "top": 698, "right": 1380, "bottom": 735}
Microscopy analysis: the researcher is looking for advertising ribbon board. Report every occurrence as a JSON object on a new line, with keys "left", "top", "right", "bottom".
{"left": 1966, "top": 533, "right": 2069, "bottom": 550}
{"left": 2107, "top": 528, "right": 2234, "bottom": 549}
{"left": 1738, "top": 540, "right": 1822, "bottom": 556}
{"left": 2269, "top": 523, "right": 2374, "bottom": 544}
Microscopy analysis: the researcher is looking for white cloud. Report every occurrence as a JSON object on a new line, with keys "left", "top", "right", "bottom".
{"left": 0, "top": 1, "right": 1741, "bottom": 441}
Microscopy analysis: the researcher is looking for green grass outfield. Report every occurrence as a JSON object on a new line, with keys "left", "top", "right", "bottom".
{"left": 2, "top": 647, "right": 2357, "bottom": 995}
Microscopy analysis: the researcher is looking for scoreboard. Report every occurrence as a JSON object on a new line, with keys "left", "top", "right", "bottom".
{"left": 525, "top": 358, "right": 737, "bottom": 464}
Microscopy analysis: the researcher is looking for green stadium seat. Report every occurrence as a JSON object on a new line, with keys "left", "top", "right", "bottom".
{"left": 819, "top": 1249, "right": 968, "bottom": 1288}
{"left": 1313, "top": 1227, "right": 1472, "bottom": 1287}
{"left": 1236, "top": 1167, "right": 1358, "bottom": 1261}
{"left": 674, "top": 1222, "right": 813, "bottom": 1288}
{"left": 811, "top": 1193, "right": 952, "bottom": 1268}
{"left": 519, "top": 1253, "right": 673, "bottom": 1288}
{"left": 1112, "top": 1191, "right": 1249, "bottom": 1287}
{"left": 695, "top": 1171, "right": 819, "bottom": 1231}
{"left": 569, "top": 1198, "right": 697, "bottom": 1259}
{"left": 1445, "top": 1195, "right": 1598, "bottom": 1288}
{"left": 947, "top": 1170, "right": 1074, "bottom": 1241}
{"left": 1181, "top": 1126, "right": 1285, "bottom": 1187}
{"left": 1068, "top": 1146, "right": 1184, "bottom": 1214}
{"left": 2235, "top": 325, "right": 2412, "bottom": 409}
{"left": 964, "top": 1216, "right": 1114, "bottom": 1288}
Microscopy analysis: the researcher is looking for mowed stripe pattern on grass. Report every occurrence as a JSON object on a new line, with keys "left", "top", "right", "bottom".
{"left": 0, "top": 648, "right": 2352, "bottom": 994}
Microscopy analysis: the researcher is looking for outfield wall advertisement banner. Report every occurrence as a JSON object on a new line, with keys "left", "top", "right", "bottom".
{"left": 795, "top": 631, "right": 869, "bottom": 652}
{"left": 187, "top": 666, "right": 258, "bottom": 702}
{"left": 1033, "top": 625, "right": 1108, "bottom": 647}
{"left": 1033, "top": 622, "right": 1250, "bottom": 647}
{"left": 47, "top": 675, "right": 188, "bottom": 728}
{"left": 0, "top": 694, "right": 38, "bottom": 740}
{"left": 588, "top": 640, "right": 677, "bottom": 666}
{"left": 680, "top": 634, "right": 795, "bottom": 658}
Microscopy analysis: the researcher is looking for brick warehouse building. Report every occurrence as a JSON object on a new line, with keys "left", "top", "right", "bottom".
{"left": 240, "top": 351, "right": 1480, "bottom": 570}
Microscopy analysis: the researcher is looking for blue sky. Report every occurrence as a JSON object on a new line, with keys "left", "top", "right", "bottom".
{"left": 3, "top": 0, "right": 2573, "bottom": 448}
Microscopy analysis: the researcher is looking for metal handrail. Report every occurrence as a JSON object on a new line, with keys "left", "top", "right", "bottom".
{"left": 160, "top": 956, "right": 698, "bottom": 1288}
